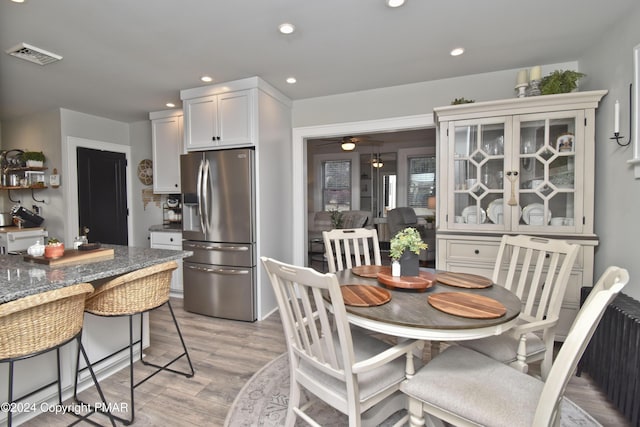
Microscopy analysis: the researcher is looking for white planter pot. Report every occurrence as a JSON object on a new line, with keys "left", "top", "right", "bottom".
{"left": 26, "top": 160, "right": 43, "bottom": 168}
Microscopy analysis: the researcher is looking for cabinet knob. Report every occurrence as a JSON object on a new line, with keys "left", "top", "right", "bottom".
{"left": 170, "top": 238, "right": 174, "bottom": 242}
{"left": 474, "top": 249, "right": 480, "bottom": 255}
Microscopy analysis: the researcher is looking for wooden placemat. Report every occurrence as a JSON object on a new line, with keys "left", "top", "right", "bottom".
{"left": 341, "top": 285, "right": 391, "bottom": 307}
{"left": 23, "top": 248, "right": 115, "bottom": 266}
{"left": 428, "top": 292, "right": 506, "bottom": 319}
{"left": 351, "top": 265, "right": 391, "bottom": 278}
{"left": 436, "top": 272, "right": 493, "bottom": 289}
{"left": 377, "top": 270, "right": 435, "bottom": 291}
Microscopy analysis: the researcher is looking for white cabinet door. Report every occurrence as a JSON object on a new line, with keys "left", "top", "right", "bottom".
{"left": 184, "top": 96, "right": 218, "bottom": 151}
{"left": 217, "top": 90, "right": 253, "bottom": 147}
{"left": 150, "top": 231, "right": 184, "bottom": 296}
{"left": 152, "top": 114, "right": 183, "bottom": 193}
{"left": 184, "top": 89, "right": 254, "bottom": 151}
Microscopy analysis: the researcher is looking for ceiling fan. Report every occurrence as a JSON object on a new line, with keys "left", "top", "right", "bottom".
{"left": 340, "top": 136, "right": 357, "bottom": 151}
{"left": 309, "top": 135, "right": 384, "bottom": 152}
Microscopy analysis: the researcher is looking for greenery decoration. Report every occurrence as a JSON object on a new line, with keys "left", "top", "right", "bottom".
{"left": 20, "top": 151, "right": 46, "bottom": 162}
{"left": 329, "top": 209, "right": 344, "bottom": 229}
{"left": 539, "top": 70, "right": 586, "bottom": 95}
{"left": 390, "top": 227, "right": 428, "bottom": 261}
{"left": 451, "top": 97, "right": 475, "bottom": 105}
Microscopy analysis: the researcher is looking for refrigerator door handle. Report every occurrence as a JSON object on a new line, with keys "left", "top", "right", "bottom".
{"left": 186, "top": 264, "right": 250, "bottom": 275}
{"left": 196, "top": 159, "right": 206, "bottom": 233}
{"left": 184, "top": 243, "right": 249, "bottom": 252}
{"left": 202, "top": 158, "right": 212, "bottom": 234}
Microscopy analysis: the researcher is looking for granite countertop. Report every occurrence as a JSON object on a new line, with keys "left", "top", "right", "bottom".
{"left": 0, "top": 244, "right": 192, "bottom": 304}
{"left": 149, "top": 224, "right": 182, "bottom": 232}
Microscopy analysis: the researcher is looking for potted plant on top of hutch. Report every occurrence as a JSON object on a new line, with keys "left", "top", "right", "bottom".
{"left": 433, "top": 90, "right": 607, "bottom": 339}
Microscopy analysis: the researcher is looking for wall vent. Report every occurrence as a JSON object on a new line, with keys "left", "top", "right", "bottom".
{"left": 5, "top": 42, "right": 62, "bottom": 65}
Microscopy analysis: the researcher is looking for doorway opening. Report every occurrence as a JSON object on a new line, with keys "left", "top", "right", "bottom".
{"left": 291, "top": 114, "right": 435, "bottom": 268}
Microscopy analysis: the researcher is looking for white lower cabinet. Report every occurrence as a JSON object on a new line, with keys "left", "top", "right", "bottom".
{"left": 150, "top": 231, "right": 184, "bottom": 296}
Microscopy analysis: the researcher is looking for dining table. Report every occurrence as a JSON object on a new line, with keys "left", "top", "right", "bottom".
{"left": 333, "top": 266, "right": 521, "bottom": 344}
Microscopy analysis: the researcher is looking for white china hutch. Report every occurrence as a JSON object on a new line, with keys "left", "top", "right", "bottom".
{"left": 435, "top": 90, "right": 607, "bottom": 338}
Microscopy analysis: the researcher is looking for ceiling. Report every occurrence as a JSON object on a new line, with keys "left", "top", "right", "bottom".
{"left": 0, "top": 0, "right": 636, "bottom": 124}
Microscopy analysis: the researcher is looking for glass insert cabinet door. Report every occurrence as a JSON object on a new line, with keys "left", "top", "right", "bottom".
{"left": 451, "top": 118, "right": 507, "bottom": 228}
{"left": 514, "top": 111, "right": 582, "bottom": 231}
{"left": 449, "top": 110, "right": 583, "bottom": 231}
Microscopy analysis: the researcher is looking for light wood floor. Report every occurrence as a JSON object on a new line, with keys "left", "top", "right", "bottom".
{"left": 23, "top": 298, "right": 630, "bottom": 426}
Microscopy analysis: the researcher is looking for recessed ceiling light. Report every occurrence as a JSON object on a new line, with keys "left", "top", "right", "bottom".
{"left": 166, "top": 102, "right": 176, "bottom": 108}
{"left": 11, "top": 0, "right": 25, "bottom": 3}
{"left": 200, "top": 75, "right": 213, "bottom": 83}
{"left": 386, "top": 0, "right": 405, "bottom": 7}
{"left": 278, "top": 23, "right": 295, "bottom": 35}
{"left": 450, "top": 47, "right": 465, "bottom": 56}
{"left": 286, "top": 77, "right": 297, "bottom": 84}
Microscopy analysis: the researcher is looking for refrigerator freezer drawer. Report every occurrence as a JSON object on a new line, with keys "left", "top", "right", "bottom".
{"left": 183, "top": 240, "right": 254, "bottom": 267}
{"left": 183, "top": 261, "right": 256, "bottom": 321}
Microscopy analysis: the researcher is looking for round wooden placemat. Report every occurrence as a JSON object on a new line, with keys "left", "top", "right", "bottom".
{"left": 341, "top": 285, "right": 391, "bottom": 307}
{"left": 351, "top": 265, "right": 391, "bottom": 278}
{"left": 436, "top": 272, "right": 493, "bottom": 289}
{"left": 377, "top": 270, "right": 435, "bottom": 291}
{"left": 428, "top": 292, "right": 506, "bottom": 319}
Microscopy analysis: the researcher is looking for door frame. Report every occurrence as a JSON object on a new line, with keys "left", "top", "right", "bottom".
{"left": 291, "top": 114, "right": 433, "bottom": 267}
{"left": 63, "top": 136, "right": 133, "bottom": 247}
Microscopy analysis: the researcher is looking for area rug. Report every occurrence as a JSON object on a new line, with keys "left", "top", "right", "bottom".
{"left": 224, "top": 353, "right": 601, "bottom": 427}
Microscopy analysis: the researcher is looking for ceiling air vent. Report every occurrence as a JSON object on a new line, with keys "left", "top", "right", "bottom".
{"left": 5, "top": 42, "right": 62, "bottom": 65}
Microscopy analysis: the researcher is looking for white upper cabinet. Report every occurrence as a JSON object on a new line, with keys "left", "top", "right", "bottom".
{"left": 182, "top": 83, "right": 256, "bottom": 151}
{"left": 150, "top": 109, "right": 183, "bottom": 194}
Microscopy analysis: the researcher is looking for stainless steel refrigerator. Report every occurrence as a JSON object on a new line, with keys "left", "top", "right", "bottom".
{"left": 180, "top": 148, "right": 256, "bottom": 321}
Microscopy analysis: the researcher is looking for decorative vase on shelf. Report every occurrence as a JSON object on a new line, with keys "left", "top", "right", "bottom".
{"left": 399, "top": 250, "right": 420, "bottom": 277}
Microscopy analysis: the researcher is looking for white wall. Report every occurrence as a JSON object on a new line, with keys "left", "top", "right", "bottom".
{"left": 129, "top": 120, "right": 163, "bottom": 248}
{"left": 579, "top": 4, "right": 640, "bottom": 300}
{"left": 293, "top": 62, "right": 577, "bottom": 128}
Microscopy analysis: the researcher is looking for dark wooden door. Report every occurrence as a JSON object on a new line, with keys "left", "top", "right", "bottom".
{"left": 77, "top": 147, "right": 128, "bottom": 245}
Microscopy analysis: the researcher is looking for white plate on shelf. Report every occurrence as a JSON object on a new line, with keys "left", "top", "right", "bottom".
{"left": 522, "top": 203, "right": 552, "bottom": 225}
{"left": 487, "top": 199, "right": 522, "bottom": 224}
{"left": 461, "top": 206, "right": 487, "bottom": 224}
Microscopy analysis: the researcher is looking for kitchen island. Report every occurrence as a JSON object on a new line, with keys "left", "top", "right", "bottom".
{"left": 0, "top": 244, "right": 192, "bottom": 303}
{"left": 0, "top": 245, "right": 192, "bottom": 426}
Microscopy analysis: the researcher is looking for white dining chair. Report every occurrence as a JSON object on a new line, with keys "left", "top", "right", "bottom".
{"left": 322, "top": 228, "right": 382, "bottom": 273}
{"left": 457, "top": 234, "right": 579, "bottom": 379}
{"left": 261, "top": 256, "right": 420, "bottom": 427}
{"left": 400, "top": 266, "right": 629, "bottom": 427}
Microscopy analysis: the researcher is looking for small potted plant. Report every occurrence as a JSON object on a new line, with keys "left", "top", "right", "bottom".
{"left": 44, "top": 237, "right": 65, "bottom": 259}
{"left": 21, "top": 151, "right": 46, "bottom": 168}
{"left": 330, "top": 209, "right": 344, "bottom": 229}
{"left": 539, "top": 70, "right": 586, "bottom": 95}
{"left": 390, "top": 227, "right": 427, "bottom": 276}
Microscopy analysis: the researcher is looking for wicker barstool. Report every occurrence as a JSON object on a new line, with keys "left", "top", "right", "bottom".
{"left": 0, "top": 283, "right": 116, "bottom": 427}
{"left": 74, "top": 260, "right": 194, "bottom": 425}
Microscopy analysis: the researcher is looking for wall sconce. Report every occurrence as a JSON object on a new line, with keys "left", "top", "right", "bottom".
{"left": 611, "top": 83, "right": 632, "bottom": 147}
